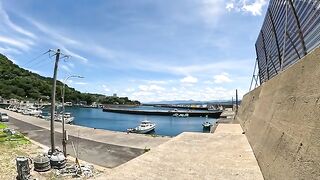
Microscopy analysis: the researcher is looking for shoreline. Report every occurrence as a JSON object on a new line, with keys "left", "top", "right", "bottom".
{"left": 1, "top": 107, "right": 170, "bottom": 168}
{"left": 0, "top": 108, "right": 170, "bottom": 149}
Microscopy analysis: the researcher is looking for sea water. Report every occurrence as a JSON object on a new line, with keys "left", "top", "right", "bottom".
{"left": 62, "top": 106, "right": 217, "bottom": 136}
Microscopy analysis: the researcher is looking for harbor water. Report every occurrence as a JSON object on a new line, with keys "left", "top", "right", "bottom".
{"left": 63, "top": 106, "right": 217, "bottom": 136}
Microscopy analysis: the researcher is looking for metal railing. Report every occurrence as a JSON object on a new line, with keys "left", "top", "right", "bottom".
{"left": 255, "top": 0, "right": 320, "bottom": 84}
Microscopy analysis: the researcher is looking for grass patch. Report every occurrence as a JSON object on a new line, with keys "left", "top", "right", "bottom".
{"left": 0, "top": 122, "right": 7, "bottom": 129}
{"left": 0, "top": 129, "right": 30, "bottom": 147}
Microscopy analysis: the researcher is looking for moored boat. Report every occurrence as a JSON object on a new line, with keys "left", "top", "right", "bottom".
{"left": 127, "top": 120, "right": 156, "bottom": 134}
{"left": 202, "top": 121, "right": 212, "bottom": 128}
{"left": 54, "top": 113, "right": 75, "bottom": 124}
{"left": 173, "top": 113, "right": 189, "bottom": 117}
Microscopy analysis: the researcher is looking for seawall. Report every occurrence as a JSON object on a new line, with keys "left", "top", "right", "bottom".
{"left": 103, "top": 108, "right": 222, "bottom": 118}
{"left": 236, "top": 47, "right": 320, "bottom": 179}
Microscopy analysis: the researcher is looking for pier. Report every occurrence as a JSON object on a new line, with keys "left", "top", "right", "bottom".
{"left": 0, "top": 108, "right": 170, "bottom": 168}
{"left": 103, "top": 108, "right": 223, "bottom": 118}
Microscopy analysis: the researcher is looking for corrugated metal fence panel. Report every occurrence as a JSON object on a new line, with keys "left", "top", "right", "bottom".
{"left": 255, "top": 0, "right": 320, "bottom": 84}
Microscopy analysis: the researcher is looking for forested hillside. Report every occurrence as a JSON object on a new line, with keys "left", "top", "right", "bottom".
{"left": 0, "top": 54, "right": 139, "bottom": 105}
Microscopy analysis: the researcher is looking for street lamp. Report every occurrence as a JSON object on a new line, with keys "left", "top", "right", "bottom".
{"left": 62, "top": 75, "right": 84, "bottom": 157}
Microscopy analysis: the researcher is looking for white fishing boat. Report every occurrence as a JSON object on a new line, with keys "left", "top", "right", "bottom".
{"left": 127, "top": 120, "right": 156, "bottom": 134}
{"left": 172, "top": 113, "right": 179, "bottom": 117}
{"left": 173, "top": 113, "right": 189, "bottom": 117}
{"left": 22, "top": 107, "right": 42, "bottom": 116}
{"left": 7, "top": 104, "right": 18, "bottom": 112}
{"left": 54, "top": 113, "right": 75, "bottom": 124}
{"left": 29, "top": 107, "right": 42, "bottom": 117}
{"left": 63, "top": 112, "right": 75, "bottom": 124}
{"left": 178, "top": 113, "right": 189, "bottom": 117}
{"left": 17, "top": 106, "right": 26, "bottom": 113}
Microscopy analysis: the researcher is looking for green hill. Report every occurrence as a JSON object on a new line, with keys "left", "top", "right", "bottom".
{"left": 0, "top": 54, "right": 139, "bottom": 105}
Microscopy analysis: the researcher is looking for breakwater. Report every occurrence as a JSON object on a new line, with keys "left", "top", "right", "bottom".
{"left": 103, "top": 108, "right": 222, "bottom": 118}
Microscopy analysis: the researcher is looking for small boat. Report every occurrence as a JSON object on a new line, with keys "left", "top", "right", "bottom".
{"left": 127, "top": 120, "right": 156, "bottom": 134}
{"left": 202, "top": 121, "right": 212, "bottom": 128}
{"left": 172, "top": 113, "right": 179, "bottom": 117}
{"left": 21, "top": 106, "right": 42, "bottom": 116}
{"left": 173, "top": 113, "right": 189, "bottom": 117}
{"left": 64, "top": 112, "right": 75, "bottom": 124}
{"left": 54, "top": 113, "right": 75, "bottom": 124}
{"left": 178, "top": 113, "right": 189, "bottom": 118}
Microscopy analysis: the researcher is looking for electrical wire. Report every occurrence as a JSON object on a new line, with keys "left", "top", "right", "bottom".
{"left": 21, "top": 50, "right": 50, "bottom": 67}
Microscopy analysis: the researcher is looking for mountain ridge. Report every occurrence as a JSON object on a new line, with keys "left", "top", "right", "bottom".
{"left": 0, "top": 54, "right": 139, "bottom": 105}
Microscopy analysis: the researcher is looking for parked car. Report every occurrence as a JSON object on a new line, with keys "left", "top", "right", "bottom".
{"left": 0, "top": 113, "right": 9, "bottom": 122}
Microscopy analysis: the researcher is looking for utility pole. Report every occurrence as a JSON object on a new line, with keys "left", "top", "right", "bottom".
{"left": 50, "top": 49, "right": 60, "bottom": 154}
{"left": 62, "top": 75, "right": 83, "bottom": 157}
{"left": 231, "top": 97, "right": 234, "bottom": 111}
{"left": 235, "top": 89, "right": 238, "bottom": 114}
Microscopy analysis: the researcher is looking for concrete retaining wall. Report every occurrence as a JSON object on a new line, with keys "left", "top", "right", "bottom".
{"left": 236, "top": 47, "right": 320, "bottom": 180}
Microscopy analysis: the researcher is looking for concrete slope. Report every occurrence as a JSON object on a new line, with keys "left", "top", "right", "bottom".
{"left": 103, "top": 124, "right": 263, "bottom": 180}
{"left": 236, "top": 47, "right": 320, "bottom": 179}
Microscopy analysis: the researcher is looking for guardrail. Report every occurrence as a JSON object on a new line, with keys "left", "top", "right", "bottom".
{"left": 255, "top": 0, "right": 320, "bottom": 84}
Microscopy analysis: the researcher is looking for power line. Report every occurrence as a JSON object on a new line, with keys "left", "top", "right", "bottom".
{"left": 21, "top": 50, "right": 50, "bottom": 67}
{"left": 27, "top": 57, "right": 53, "bottom": 70}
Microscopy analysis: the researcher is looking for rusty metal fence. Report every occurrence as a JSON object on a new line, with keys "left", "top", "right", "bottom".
{"left": 255, "top": 0, "right": 320, "bottom": 84}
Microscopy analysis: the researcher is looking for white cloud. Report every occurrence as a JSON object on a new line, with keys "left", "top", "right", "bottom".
{"left": 180, "top": 75, "right": 198, "bottom": 84}
{"left": 74, "top": 82, "right": 88, "bottom": 85}
{"left": 27, "top": 17, "right": 79, "bottom": 45}
{"left": 131, "top": 91, "right": 154, "bottom": 98}
{"left": 139, "top": 84, "right": 165, "bottom": 92}
{"left": 129, "top": 58, "right": 252, "bottom": 77}
{"left": 62, "top": 47, "right": 89, "bottom": 63}
{"left": 60, "top": 64, "right": 71, "bottom": 72}
{"left": 0, "top": 4, "right": 90, "bottom": 65}
{"left": 200, "top": 0, "right": 225, "bottom": 24}
{"left": 87, "top": 44, "right": 118, "bottom": 60}
{"left": 102, "top": 85, "right": 110, "bottom": 92}
{"left": 23, "top": 17, "right": 89, "bottom": 63}
{"left": 143, "top": 80, "right": 168, "bottom": 85}
{"left": 213, "top": 72, "right": 232, "bottom": 83}
{"left": 125, "top": 88, "right": 135, "bottom": 92}
{"left": 128, "top": 84, "right": 245, "bottom": 103}
{"left": 226, "top": 0, "right": 267, "bottom": 16}
{"left": 226, "top": 3, "right": 234, "bottom": 11}
{"left": 0, "top": 35, "right": 32, "bottom": 51}
{"left": 0, "top": 46, "right": 22, "bottom": 54}
{"left": 0, "top": 2, "right": 36, "bottom": 39}
{"left": 242, "top": 0, "right": 267, "bottom": 16}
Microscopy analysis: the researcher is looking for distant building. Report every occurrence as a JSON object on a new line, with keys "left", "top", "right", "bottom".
{"left": 113, "top": 93, "right": 117, "bottom": 97}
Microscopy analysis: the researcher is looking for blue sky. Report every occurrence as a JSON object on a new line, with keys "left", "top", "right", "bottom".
{"left": 0, "top": 0, "right": 268, "bottom": 102}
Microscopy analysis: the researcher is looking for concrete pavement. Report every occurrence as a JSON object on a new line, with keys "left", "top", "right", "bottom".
{"left": 7, "top": 117, "right": 145, "bottom": 168}
{"left": 103, "top": 124, "right": 263, "bottom": 180}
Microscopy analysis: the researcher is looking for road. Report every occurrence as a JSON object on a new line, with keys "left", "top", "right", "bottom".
{"left": 6, "top": 117, "right": 144, "bottom": 168}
